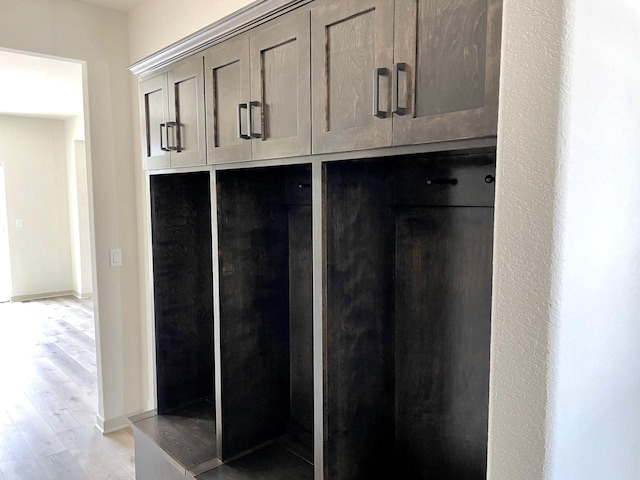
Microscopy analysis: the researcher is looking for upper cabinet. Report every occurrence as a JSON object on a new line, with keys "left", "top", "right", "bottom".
{"left": 138, "top": 0, "right": 502, "bottom": 167}
{"left": 311, "top": 0, "right": 395, "bottom": 154}
{"left": 205, "top": 12, "right": 311, "bottom": 164}
{"left": 311, "top": 0, "right": 501, "bottom": 154}
{"left": 392, "top": 0, "right": 501, "bottom": 146}
{"left": 139, "top": 55, "right": 206, "bottom": 170}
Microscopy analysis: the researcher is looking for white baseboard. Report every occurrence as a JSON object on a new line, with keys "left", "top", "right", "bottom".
{"left": 11, "top": 290, "right": 75, "bottom": 302}
{"left": 72, "top": 291, "right": 93, "bottom": 300}
{"left": 96, "top": 411, "right": 144, "bottom": 434}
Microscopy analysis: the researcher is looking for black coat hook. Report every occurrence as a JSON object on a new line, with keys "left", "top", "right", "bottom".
{"left": 426, "top": 177, "right": 458, "bottom": 186}
{"left": 485, "top": 175, "right": 495, "bottom": 184}
{"left": 298, "top": 183, "right": 311, "bottom": 189}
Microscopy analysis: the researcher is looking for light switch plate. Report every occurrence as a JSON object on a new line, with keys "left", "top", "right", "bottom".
{"left": 110, "top": 248, "right": 122, "bottom": 267}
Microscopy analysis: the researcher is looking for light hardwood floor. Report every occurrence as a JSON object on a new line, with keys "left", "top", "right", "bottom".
{"left": 0, "top": 296, "right": 135, "bottom": 479}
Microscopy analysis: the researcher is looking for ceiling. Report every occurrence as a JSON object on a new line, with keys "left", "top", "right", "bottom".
{"left": 0, "top": 51, "right": 84, "bottom": 120}
{"left": 74, "top": 0, "right": 143, "bottom": 12}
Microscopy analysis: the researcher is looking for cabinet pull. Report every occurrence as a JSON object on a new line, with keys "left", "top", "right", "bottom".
{"left": 165, "top": 121, "right": 178, "bottom": 151}
{"left": 392, "top": 63, "right": 407, "bottom": 115}
{"left": 248, "top": 101, "right": 261, "bottom": 139}
{"left": 238, "top": 103, "right": 251, "bottom": 139}
{"left": 373, "top": 68, "right": 388, "bottom": 119}
{"left": 159, "top": 123, "right": 170, "bottom": 152}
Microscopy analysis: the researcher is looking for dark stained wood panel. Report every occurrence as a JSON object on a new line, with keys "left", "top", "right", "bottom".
{"left": 311, "top": 0, "right": 394, "bottom": 153}
{"left": 150, "top": 172, "right": 214, "bottom": 415}
{"left": 197, "top": 443, "right": 312, "bottom": 480}
{"left": 213, "top": 60, "right": 244, "bottom": 149}
{"left": 324, "top": 161, "right": 395, "bottom": 480}
{"left": 217, "top": 165, "right": 313, "bottom": 461}
{"left": 414, "top": 0, "right": 487, "bottom": 117}
{"left": 262, "top": 39, "right": 299, "bottom": 140}
{"left": 327, "top": 9, "right": 376, "bottom": 131}
{"left": 250, "top": 12, "right": 311, "bottom": 160}
{"left": 393, "top": 0, "right": 502, "bottom": 146}
{"left": 394, "top": 207, "right": 493, "bottom": 479}
{"left": 288, "top": 205, "right": 314, "bottom": 437}
{"left": 324, "top": 152, "right": 495, "bottom": 480}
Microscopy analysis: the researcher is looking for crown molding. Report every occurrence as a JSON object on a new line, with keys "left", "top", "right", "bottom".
{"left": 129, "top": 0, "right": 311, "bottom": 77}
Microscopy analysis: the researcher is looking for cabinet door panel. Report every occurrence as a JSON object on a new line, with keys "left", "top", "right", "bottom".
{"left": 205, "top": 38, "right": 252, "bottom": 163}
{"left": 250, "top": 13, "right": 311, "bottom": 160}
{"left": 393, "top": 0, "right": 502, "bottom": 145}
{"left": 168, "top": 56, "right": 206, "bottom": 168}
{"left": 139, "top": 75, "right": 170, "bottom": 170}
{"left": 311, "top": 0, "right": 394, "bottom": 154}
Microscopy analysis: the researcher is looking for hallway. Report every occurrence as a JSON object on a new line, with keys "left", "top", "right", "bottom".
{"left": 0, "top": 297, "right": 135, "bottom": 479}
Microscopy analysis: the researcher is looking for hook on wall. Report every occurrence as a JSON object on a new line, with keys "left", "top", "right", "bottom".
{"left": 426, "top": 177, "right": 458, "bottom": 186}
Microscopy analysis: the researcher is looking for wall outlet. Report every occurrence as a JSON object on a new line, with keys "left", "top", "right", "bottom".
{"left": 109, "top": 248, "right": 122, "bottom": 267}
{"left": 16, "top": 219, "right": 23, "bottom": 229}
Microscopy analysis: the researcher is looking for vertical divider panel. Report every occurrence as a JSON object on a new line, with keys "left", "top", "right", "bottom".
{"left": 312, "top": 160, "right": 324, "bottom": 480}
{"left": 210, "top": 168, "right": 224, "bottom": 458}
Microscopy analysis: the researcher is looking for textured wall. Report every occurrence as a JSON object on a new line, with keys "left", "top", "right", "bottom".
{"left": 546, "top": 0, "right": 640, "bottom": 477}
{"left": 491, "top": 0, "right": 640, "bottom": 478}
{"left": 488, "top": 0, "right": 570, "bottom": 475}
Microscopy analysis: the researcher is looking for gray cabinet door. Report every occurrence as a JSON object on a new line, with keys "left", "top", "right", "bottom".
{"left": 167, "top": 56, "right": 207, "bottom": 168}
{"left": 249, "top": 12, "right": 311, "bottom": 160}
{"left": 205, "top": 37, "right": 252, "bottom": 164}
{"left": 311, "top": 0, "right": 394, "bottom": 154}
{"left": 139, "top": 74, "right": 170, "bottom": 170}
{"left": 393, "top": 0, "right": 502, "bottom": 145}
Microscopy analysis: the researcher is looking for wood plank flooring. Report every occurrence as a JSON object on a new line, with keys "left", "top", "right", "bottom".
{"left": 0, "top": 296, "right": 135, "bottom": 479}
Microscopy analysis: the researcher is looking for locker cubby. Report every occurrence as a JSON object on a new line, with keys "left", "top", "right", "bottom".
{"left": 324, "top": 150, "right": 496, "bottom": 480}
{"left": 215, "top": 164, "right": 314, "bottom": 478}
{"left": 146, "top": 171, "right": 217, "bottom": 470}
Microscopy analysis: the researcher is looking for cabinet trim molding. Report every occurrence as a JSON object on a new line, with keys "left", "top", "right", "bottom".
{"left": 129, "top": 0, "right": 312, "bottom": 78}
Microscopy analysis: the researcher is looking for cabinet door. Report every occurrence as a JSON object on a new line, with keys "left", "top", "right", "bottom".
{"left": 205, "top": 38, "right": 252, "bottom": 164}
{"left": 393, "top": 0, "right": 502, "bottom": 145}
{"left": 167, "top": 56, "right": 207, "bottom": 168}
{"left": 139, "top": 74, "right": 170, "bottom": 170}
{"left": 249, "top": 13, "right": 311, "bottom": 160}
{"left": 311, "top": 0, "right": 394, "bottom": 154}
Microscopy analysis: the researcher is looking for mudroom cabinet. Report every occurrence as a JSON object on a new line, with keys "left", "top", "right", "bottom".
{"left": 311, "top": 0, "right": 501, "bottom": 154}
{"left": 138, "top": 55, "right": 207, "bottom": 169}
{"left": 130, "top": 0, "right": 502, "bottom": 479}
{"left": 204, "top": 12, "right": 311, "bottom": 163}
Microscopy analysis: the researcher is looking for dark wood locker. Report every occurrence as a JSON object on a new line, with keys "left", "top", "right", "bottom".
{"left": 149, "top": 172, "right": 215, "bottom": 417}
{"left": 215, "top": 165, "right": 314, "bottom": 479}
{"left": 324, "top": 150, "right": 495, "bottom": 480}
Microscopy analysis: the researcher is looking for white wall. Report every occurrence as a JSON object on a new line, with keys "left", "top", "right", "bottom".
{"left": 65, "top": 115, "right": 93, "bottom": 298}
{"left": 128, "top": 0, "right": 253, "bottom": 62}
{"left": 0, "top": 0, "right": 143, "bottom": 431}
{"left": 490, "top": 0, "right": 640, "bottom": 478}
{"left": 545, "top": 0, "right": 640, "bottom": 477}
{"left": 0, "top": 116, "right": 74, "bottom": 300}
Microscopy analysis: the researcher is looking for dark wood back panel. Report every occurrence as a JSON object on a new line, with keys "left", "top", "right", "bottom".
{"left": 324, "top": 161, "right": 395, "bottom": 480}
{"left": 324, "top": 151, "right": 494, "bottom": 480}
{"left": 150, "top": 172, "right": 214, "bottom": 414}
{"left": 288, "top": 205, "right": 314, "bottom": 437}
{"left": 394, "top": 207, "right": 493, "bottom": 479}
{"left": 217, "top": 165, "right": 312, "bottom": 460}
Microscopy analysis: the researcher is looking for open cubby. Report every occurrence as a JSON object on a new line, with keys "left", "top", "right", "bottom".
{"left": 149, "top": 171, "right": 216, "bottom": 462}
{"left": 324, "top": 150, "right": 495, "bottom": 480}
{"left": 216, "top": 164, "right": 314, "bottom": 476}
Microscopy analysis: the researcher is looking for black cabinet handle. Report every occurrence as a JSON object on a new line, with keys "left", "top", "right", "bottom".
{"left": 373, "top": 67, "right": 388, "bottom": 119}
